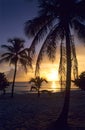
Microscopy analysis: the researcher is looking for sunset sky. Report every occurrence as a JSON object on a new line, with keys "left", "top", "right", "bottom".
{"left": 0, "top": 0, "right": 85, "bottom": 82}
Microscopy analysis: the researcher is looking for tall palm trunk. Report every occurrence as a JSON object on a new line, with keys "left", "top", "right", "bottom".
{"left": 56, "top": 23, "right": 71, "bottom": 126}
{"left": 11, "top": 62, "right": 17, "bottom": 98}
{"left": 60, "top": 42, "right": 63, "bottom": 92}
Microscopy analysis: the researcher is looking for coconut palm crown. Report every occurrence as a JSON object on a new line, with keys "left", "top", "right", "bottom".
{"left": 25, "top": 0, "right": 85, "bottom": 127}
{"left": 0, "top": 38, "right": 32, "bottom": 97}
{"left": 29, "top": 76, "right": 48, "bottom": 96}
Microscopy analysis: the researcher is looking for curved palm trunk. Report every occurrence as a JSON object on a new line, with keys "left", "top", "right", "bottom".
{"left": 56, "top": 24, "right": 71, "bottom": 126}
{"left": 60, "top": 42, "right": 63, "bottom": 92}
{"left": 11, "top": 62, "right": 17, "bottom": 98}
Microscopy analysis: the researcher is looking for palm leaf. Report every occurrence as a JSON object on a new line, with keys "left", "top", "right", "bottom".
{"left": 71, "top": 36, "right": 78, "bottom": 79}
{"left": 38, "top": 0, "right": 59, "bottom": 16}
{"left": 19, "top": 49, "right": 33, "bottom": 71}
{"left": 59, "top": 41, "right": 66, "bottom": 89}
{"left": 1, "top": 45, "right": 14, "bottom": 52}
{"left": 35, "top": 23, "right": 64, "bottom": 76}
{"left": 25, "top": 15, "right": 52, "bottom": 37}
{"left": 19, "top": 58, "right": 28, "bottom": 72}
{"left": 76, "top": 0, "right": 85, "bottom": 19}
{"left": 29, "top": 18, "right": 56, "bottom": 57}
{"left": 0, "top": 55, "right": 13, "bottom": 64}
{"left": 1, "top": 53, "right": 14, "bottom": 57}
{"left": 73, "top": 20, "right": 85, "bottom": 42}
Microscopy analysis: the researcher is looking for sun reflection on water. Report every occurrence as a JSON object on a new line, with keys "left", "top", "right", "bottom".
{"left": 51, "top": 81, "right": 57, "bottom": 92}
{"left": 51, "top": 81, "right": 61, "bottom": 92}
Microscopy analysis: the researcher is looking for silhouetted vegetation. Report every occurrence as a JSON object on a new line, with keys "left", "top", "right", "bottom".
{"left": 72, "top": 71, "right": 85, "bottom": 91}
{"left": 29, "top": 76, "right": 48, "bottom": 97}
{"left": 0, "top": 72, "right": 9, "bottom": 95}
{"left": 0, "top": 38, "right": 32, "bottom": 97}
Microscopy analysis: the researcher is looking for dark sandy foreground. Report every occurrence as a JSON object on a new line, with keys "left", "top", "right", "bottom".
{"left": 0, "top": 90, "right": 85, "bottom": 130}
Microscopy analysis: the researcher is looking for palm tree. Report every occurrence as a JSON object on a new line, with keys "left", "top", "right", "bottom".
{"left": 0, "top": 38, "right": 32, "bottom": 97}
{"left": 29, "top": 76, "right": 48, "bottom": 97}
{"left": 25, "top": 0, "right": 85, "bottom": 127}
{"left": 0, "top": 72, "right": 9, "bottom": 95}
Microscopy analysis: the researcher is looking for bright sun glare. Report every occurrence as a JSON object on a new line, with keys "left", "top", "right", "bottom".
{"left": 47, "top": 69, "right": 59, "bottom": 81}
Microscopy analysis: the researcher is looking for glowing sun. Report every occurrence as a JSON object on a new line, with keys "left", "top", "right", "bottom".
{"left": 47, "top": 69, "right": 59, "bottom": 81}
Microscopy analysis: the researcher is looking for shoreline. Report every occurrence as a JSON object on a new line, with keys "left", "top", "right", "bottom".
{"left": 4, "top": 81, "right": 79, "bottom": 94}
{"left": 0, "top": 89, "right": 85, "bottom": 130}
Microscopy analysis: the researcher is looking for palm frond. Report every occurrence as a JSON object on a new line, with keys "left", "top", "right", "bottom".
{"left": 46, "top": 40, "right": 56, "bottom": 62}
{"left": 8, "top": 38, "right": 25, "bottom": 46}
{"left": 7, "top": 38, "right": 25, "bottom": 53}
{"left": 0, "top": 55, "right": 13, "bottom": 64}
{"left": 73, "top": 20, "right": 85, "bottom": 42}
{"left": 9, "top": 56, "right": 18, "bottom": 65}
{"left": 29, "top": 18, "right": 56, "bottom": 57}
{"left": 76, "top": 0, "right": 85, "bottom": 19}
{"left": 19, "top": 58, "right": 28, "bottom": 72}
{"left": 35, "top": 47, "right": 44, "bottom": 76}
{"left": 38, "top": 0, "right": 59, "bottom": 16}
{"left": 1, "top": 53, "right": 14, "bottom": 58}
{"left": 41, "top": 78, "right": 48, "bottom": 83}
{"left": 20, "top": 48, "right": 33, "bottom": 70}
{"left": 71, "top": 36, "right": 78, "bottom": 79}
{"left": 29, "top": 76, "right": 47, "bottom": 88}
{"left": 35, "top": 24, "right": 63, "bottom": 76}
{"left": 45, "top": 23, "right": 64, "bottom": 61}
{"left": 58, "top": 41, "right": 66, "bottom": 89}
{"left": 1, "top": 45, "right": 14, "bottom": 52}
{"left": 29, "top": 78, "right": 36, "bottom": 83}
{"left": 25, "top": 15, "right": 52, "bottom": 37}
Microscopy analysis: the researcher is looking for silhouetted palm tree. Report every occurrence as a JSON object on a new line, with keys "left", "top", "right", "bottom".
{"left": 0, "top": 38, "right": 32, "bottom": 97}
{"left": 29, "top": 76, "right": 48, "bottom": 97}
{"left": 25, "top": 0, "right": 85, "bottom": 128}
{"left": 0, "top": 72, "right": 9, "bottom": 95}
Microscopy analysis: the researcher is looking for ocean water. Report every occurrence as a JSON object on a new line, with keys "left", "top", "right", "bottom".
{"left": 5, "top": 81, "right": 79, "bottom": 94}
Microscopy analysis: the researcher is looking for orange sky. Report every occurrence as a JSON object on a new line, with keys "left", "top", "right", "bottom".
{"left": 0, "top": 43, "right": 85, "bottom": 82}
{"left": 0, "top": 0, "right": 85, "bottom": 82}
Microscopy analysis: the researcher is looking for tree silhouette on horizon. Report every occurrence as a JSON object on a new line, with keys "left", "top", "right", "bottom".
{"left": 0, "top": 38, "right": 32, "bottom": 97}
{"left": 72, "top": 71, "right": 85, "bottom": 91}
{"left": 29, "top": 76, "right": 48, "bottom": 97}
{"left": 0, "top": 72, "right": 9, "bottom": 95}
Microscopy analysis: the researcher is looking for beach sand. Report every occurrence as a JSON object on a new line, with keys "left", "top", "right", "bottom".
{"left": 0, "top": 90, "right": 85, "bottom": 130}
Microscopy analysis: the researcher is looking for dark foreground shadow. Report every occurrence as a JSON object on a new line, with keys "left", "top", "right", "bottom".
{"left": 46, "top": 121, "right": 70, "bottom": 130}
{"left": 46, "top": 121, "right": 85, "bottom": 130}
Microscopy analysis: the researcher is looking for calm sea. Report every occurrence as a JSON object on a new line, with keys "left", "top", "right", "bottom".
{"left": 5, "top": 81, "right": 79, "bottom": 94}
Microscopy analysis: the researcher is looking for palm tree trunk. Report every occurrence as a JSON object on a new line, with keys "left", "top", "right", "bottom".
{"left": 60, "top": 42, "right": 63, "bottom": 92}
{"left": 61, "top": 28, "right": 71, "bottom": 122}
{"left": 56, "top": 24, "right": 71, "bottom": 126}
{"left": 3, "top": 89, "right": 6, "bottom": 95}
{"left": 11, "top": 62, "right": 17, "bottom": 98}
{"left": 38, "top": 88, "right": 40, "bottom": 97}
